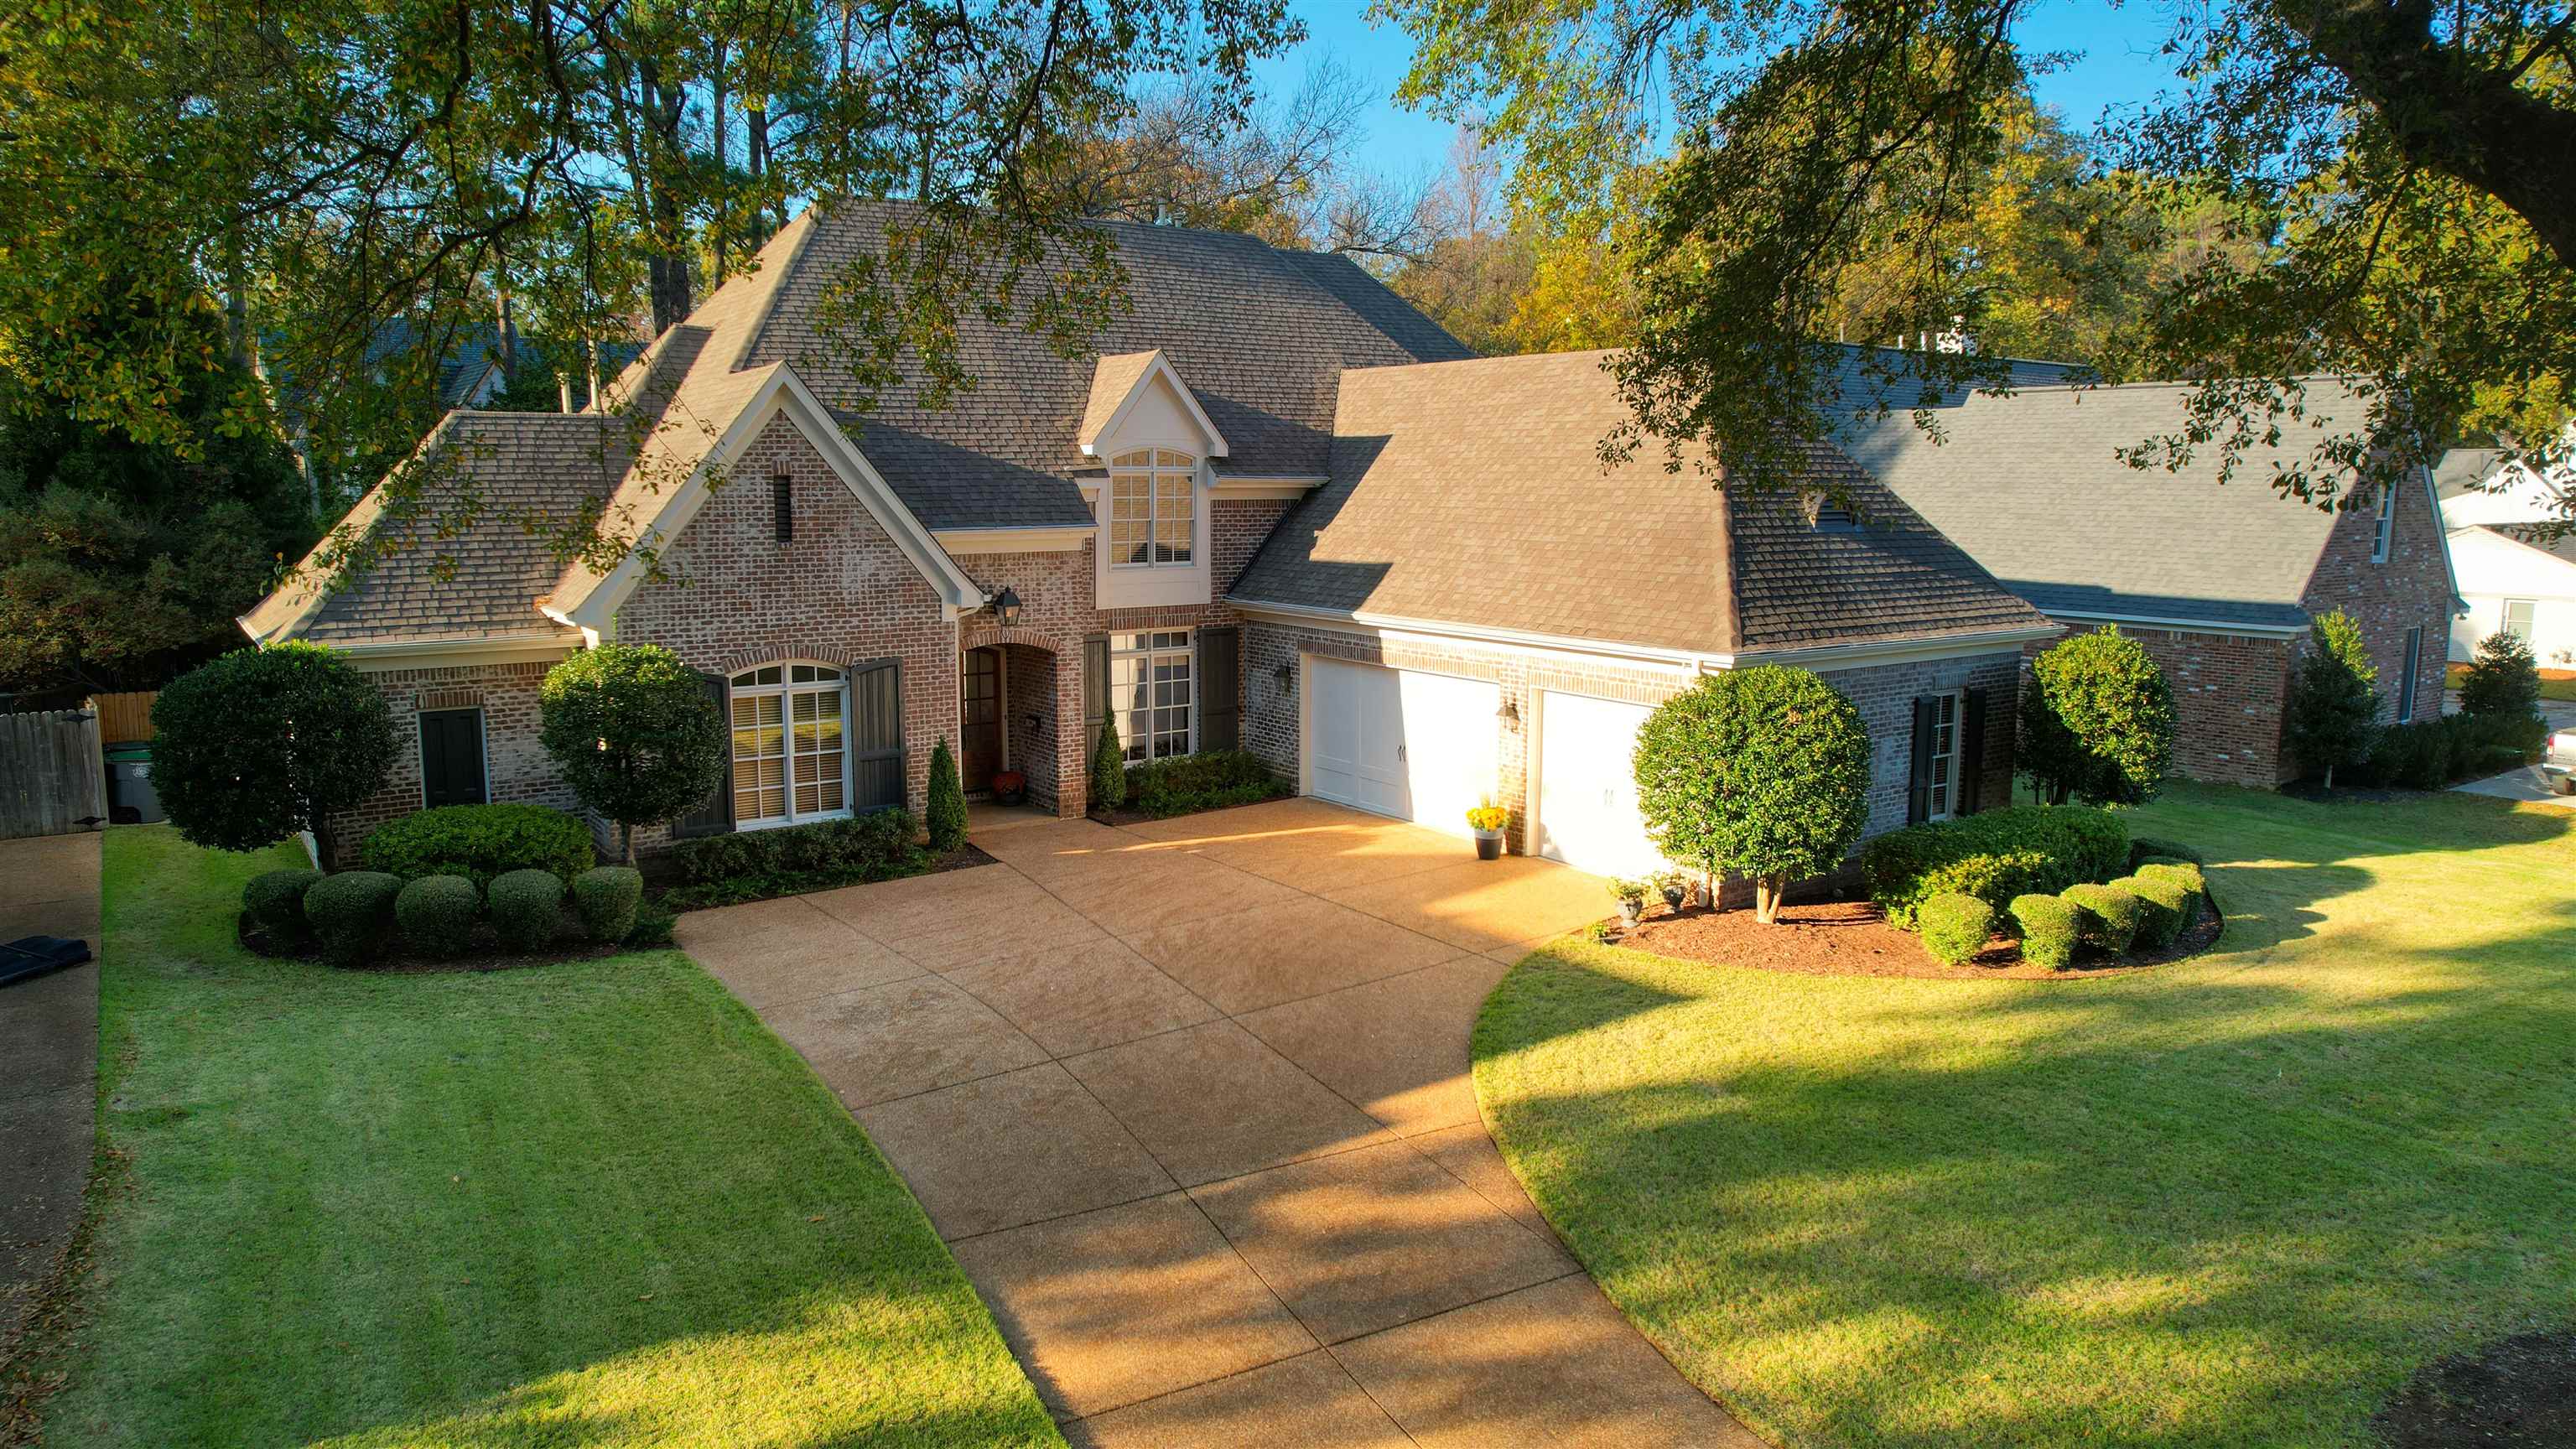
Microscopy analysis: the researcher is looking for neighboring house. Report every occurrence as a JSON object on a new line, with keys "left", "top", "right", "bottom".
{"left": 242, "top": 200, "right": 2054, "bottom": 878}
{"left": 2436, "top": 440, "right": 2576, "bottom": 665}
{"left": 1845, "top": 381, "right": 2464, "bottom": 786}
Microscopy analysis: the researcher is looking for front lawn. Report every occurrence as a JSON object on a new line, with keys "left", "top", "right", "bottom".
{"left": 1475, "top": 783, "right": 2576, "bottom": 1447}
{"left": 32, "top": 827, "right": 1058, "bottom": 1448}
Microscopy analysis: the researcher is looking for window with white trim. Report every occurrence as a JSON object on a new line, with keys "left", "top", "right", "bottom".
{"left": 2371, "top": 483, "right": 2397, "bottom": 563}
{"left": 1926, "top": 692, "right": 1962, "bottom": 822}
{"left": 729, "top": 663, "right": 850, "bottom": 826}
{"left": 1109, "top": 630, "right": 1194, "bottom": 762}
{"left": 1108, "top": 449, "right": 1194, "bottom": 567}
{"left": 2503, "top": 598, "right": 2538, "bottom": 644}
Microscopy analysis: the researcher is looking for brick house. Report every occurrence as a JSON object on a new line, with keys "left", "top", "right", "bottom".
{"left": 243, "top": 200, "right": 2057, "bottom": 874}
{"left": 1841, "top": 381, "right": 2466, "bottom": 786}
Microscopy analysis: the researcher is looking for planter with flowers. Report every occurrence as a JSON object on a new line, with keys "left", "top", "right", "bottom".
{"left": 991, "top": 770, "right": 1027, "bottom": 807}
{"left": 1466, "top": 798, "right": 1510, "bottom": 860}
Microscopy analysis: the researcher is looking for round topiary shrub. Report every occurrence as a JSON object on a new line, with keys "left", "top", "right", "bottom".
{"left": 2019, "top": 626, "right": 2176, "bottom": 806}
{"left": 488, "top": 869, "right": 566, "bottom": 953}
{"left": 395, "top": 875, "right": 480, "bottom": 957}
{"left": 2062, "top": 882, "right": 2142, "bottom": 956}
{"left": 2116, "top": 872, "right": 2192, "bottom": 951}
{"left": 2008, "top": 893, "right": 2079, "bottom": 971}
{"left": 243, "top": 868, "right": 324, "bottom": 942}
{"left": 304, "top": 871, "right": 402, "bottom": 966}
{"left": 2136, "top": 860, "right": 2209, "bottom": 911}
{"left": 359, "top": 803, "right": 595, "bottom": 890}
{"left": 1916, "top": 892, "right": 1996, "bottom": 967}
{"left": 153, "top": 643, "right": 398, "bottom": 866}
{"left": 572, "top": 866, "right": 645, "bottom": 943}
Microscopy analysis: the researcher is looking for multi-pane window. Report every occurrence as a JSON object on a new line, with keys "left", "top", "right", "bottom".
{"left": 1925, "top": 692, "right": 1961, "bottom": 821}
{"left": 1110, "top": 630, "right": 1193, "bottom": 762}
{"left": 2504, "top": 598, "right": 2538, "bottom": 644}
{"left": 730, "top": 663, "right": 849, "bottom": 826}
{"left": 2371, "top": 483, "right": 2397, "bottom": 563}
{"left": 1108, "top": 449, "right": 1195, "bottom": 567}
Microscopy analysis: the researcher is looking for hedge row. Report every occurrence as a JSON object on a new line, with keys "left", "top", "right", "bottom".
{"left": 358, "top": 802, "right": 595, "bottom": 889}
{"left": 1992, "top": 860, "right": 2210, "bottom": 973}
{"left": 246, "top": 864, "right": 644, "bottom": 963}
{"left": 1122, "top": 750, "right": 1290, "bottom": 820}
{"left": 660, "top": 809, "right": 926, "bottom": 909}
{"left": 2350, "top": 710, "right": 2548, "bottom": 792}
{"left": 1860, "top": 806, "right": 2131, "bottom": 927}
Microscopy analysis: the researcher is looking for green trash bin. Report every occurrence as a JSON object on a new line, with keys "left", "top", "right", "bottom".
{"left": 105, "top": 743, "right": 164, "bottom": 824}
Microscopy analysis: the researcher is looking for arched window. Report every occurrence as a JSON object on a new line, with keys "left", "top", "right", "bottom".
{"left": 729, "top": 662, "right": 849, "bottom": 826}
{"left": 1109, "top": 449, "right": 1194, "bottom": 567}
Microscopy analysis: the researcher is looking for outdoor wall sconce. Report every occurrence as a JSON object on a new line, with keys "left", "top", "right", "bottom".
{"left": 989, "top": 585, "right": 1022, "bottom": 627}
{"left": 1496, "top": 696, "right": 1520, "bottom": 727}
{"left": 1274, "top": 662, "right": 1295, "bottom": 689}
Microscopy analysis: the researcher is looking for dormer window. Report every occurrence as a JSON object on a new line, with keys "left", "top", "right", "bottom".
{"left": 1109, "top": 449, "right": 1195, "bottom": 567}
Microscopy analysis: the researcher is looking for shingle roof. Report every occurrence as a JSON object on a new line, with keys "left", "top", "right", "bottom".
{"left": 1230, "top": 350, "right": 2049, "bottom": 656}
{"left": 1841, "top": 379, "right": 2369, "bottom": 631}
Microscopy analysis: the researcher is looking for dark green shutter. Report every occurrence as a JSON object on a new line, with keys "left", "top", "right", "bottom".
{"left": 1082, "top": 633, "right": 1110, "bottom": 752}
{"left": 419, "top": 709, "right": 486, "bottom": 808}
{"left": 671, "top": 673, "right": 735, "bottom": 839}
{"left": 1958, "top": 688, "right": 1989, "bottom": 815}
{"left": 1906, "top": 695, "right": 1938, "bottom": 825}
{"left": 1198, "top": 626, "right": 1240, "bottom": 752}
{"left": 849, "top": 660, "right": 906, "bottom": 811}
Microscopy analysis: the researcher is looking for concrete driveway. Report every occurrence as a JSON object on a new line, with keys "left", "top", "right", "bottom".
{"left": 678, "top": 797, "right": 1758, "bottom": 1447}
{"left": 1, "top": 832, "right": 101, "bottom": 1352}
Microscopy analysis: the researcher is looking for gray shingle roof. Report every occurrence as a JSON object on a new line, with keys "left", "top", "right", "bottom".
{"left": 1843, "top": 380, "right": 2367, "bottom": 631}
{"left": 1230, "top": 351, "right": 2049, "bottom": 656}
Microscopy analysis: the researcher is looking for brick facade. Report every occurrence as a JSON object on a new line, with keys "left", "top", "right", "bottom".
{"left": 323, "top": 657, "right": 576, "bottom": 866}
{"left": 2028, "top": 625, "right": 2296, "bottom": 787}
{"left": 2299, "top": 475, "right": 2454, "bottom": 735}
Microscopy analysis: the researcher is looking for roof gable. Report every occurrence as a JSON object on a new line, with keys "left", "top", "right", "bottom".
{"left": 1078, "top": 350, "right": 1228, "bottom": 458}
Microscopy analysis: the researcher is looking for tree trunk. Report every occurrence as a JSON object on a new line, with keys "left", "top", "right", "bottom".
{"left": 620, "top": 820, "right": 634, "bottom": 865}
{"left": 1753, "top": 875, "right": 1782, "bottom": 924}
{"left": 309, "top": 810, "right": 335, "bottom": 873}
{"left": 2322, "top": 763, "right": 2335, "bottom": 792}
{"left": 748, "top": 104, "right": 772, "bottom": 247}
{"left": 710, "top": 39, "right": 730, "bottom": 282}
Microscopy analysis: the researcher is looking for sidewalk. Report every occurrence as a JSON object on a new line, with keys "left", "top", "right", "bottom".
{"left": 0, "top": 832, "right": 101, "bottom": 1352}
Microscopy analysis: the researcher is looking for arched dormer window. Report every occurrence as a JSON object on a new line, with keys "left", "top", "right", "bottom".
{"left": 728, "top": 662, "right": 850, "bottom": 826}
{"left": 1109, "top": 449, "right": 1194, "bottom": 567}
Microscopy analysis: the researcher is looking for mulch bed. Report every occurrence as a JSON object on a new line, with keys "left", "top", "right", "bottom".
{"left": 1607, "top": 894, "right": 2221, "bottom": 982}
{"left": 2375, "top": 1330, "right": 2576, "bottom": 1448}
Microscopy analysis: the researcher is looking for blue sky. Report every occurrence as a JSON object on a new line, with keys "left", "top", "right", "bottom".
{"left": 1260, "top": 0, "right": 2193, "bottom": 181}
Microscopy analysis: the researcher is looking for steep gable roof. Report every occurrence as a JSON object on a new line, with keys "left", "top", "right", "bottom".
{"left": 1230, "top": 350, "right": 2049, "bottom": 657}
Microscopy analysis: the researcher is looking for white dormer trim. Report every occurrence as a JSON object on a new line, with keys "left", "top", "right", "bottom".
{"left": 555, "top": 366, "right": 985, "bottom": 631}
{"left": 1209, "top": 474, "right": 1327, "bottom": 501}
{"left": 1079, "top": 350, "right": 1229, "bottom": 459}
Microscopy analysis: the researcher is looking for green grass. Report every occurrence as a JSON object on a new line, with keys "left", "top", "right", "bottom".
{"left": 38, "top": 827, "right": 1060, "bottom": 1448}
{"left": 1474, "top": 783, "right": 2576, "bottom": 1448}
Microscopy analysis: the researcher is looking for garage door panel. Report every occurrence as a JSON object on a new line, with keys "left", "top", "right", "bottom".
{"left": 1396, "top": 669, "right": 1500, "bottom": 837}
{"left": 1536, "top": 692, "right": 1669, "bottom": 877}
{"left": 1306, "top": 658, "right": 1496, "bottom": 833}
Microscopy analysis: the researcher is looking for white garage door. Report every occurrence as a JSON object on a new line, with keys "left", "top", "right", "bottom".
{"left": 1306, "top": 658, "right": 1499, "bottom": 836}
{"left": 1535, "top": 691, "right": 1670, "bottom": 877}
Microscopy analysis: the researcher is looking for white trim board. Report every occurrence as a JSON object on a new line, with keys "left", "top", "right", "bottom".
{"left": 1234, "top": 599, "right": 2054, "bottom": 673}
{"left": 2039, "top": 607, "right": 2309, "bottom": 641}
{"left": 937, "top": 525, "right": 1091, "bottom": 555}
{"left": 1079, "top": 350, "right": 1231, "bottom": 459}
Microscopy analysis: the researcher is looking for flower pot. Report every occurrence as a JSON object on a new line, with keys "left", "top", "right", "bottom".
{"left": 992, "top": 771, "right": 1027, "bottom": 807}
{"left": 1472, "top": 828, "right": 1504, "bottom": 861}
{"left": 1660, "top": 886, "right": 1687, "bottom": 914}
{"left": 1617, "top": 899, "right": 1644, "bottom": 928}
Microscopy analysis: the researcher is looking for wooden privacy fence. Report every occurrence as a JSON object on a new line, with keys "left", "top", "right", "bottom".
{"left": 1, "top": 709, "right": 107, "bottom": 840}
{"left": 90, "top": 690, "right": 158, "bottom": 744}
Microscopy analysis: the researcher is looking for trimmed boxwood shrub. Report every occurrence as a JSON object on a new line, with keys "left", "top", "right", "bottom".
{"left": 395, "top": 875, "right": 480, "bottom": 956}
{"left": 572, "top": 866, "right": 644, "bottom": 943}
{"left": 626, "top": 899, "right": 678, "bottom": 948}
{"left": 1089, "top": 719, "right": 1128, "bottom": 815}
{"left": 1916, "top": 892, "right": 1996, "bottom": 967}
{"left": 304, "top": 871, "right": 401, "bottom": 965}
{"left": 2062, "top": 882, "right": 2142, "bottom": 956}
{"left": 2111, "top": 873, "right": 2186, "bottom": 951}
{"left": 243, "top": 868, "right": 324, "bottom": 941}
{"left": 667, "top": 810, "right": 918, "bottom": 886}
{"left": 359, "top": 803, "right": 595, "bottom": 890}
{"left": 2137, "top": 860, "right": 2208, "bottom": 909}
{"left": 1124, "top": 750, "right": 1290, "bottom": 820}
{"left": 1861, "top": 805, "right": 2131, "bottom": 927}
{"left": 2008, "top": 893, "right": 2080, "bottom": 971}
{"left": 489, "top": 869, "right": 566, "bottom": 953}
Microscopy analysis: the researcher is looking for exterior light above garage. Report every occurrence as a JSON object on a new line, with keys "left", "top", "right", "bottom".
{"left": 1496, "top": 697, "right": 1520, "bottom": 726}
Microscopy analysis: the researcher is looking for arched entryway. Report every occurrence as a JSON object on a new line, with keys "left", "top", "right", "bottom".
{"left": 956, "top": 628, "right": 1080, "bottom": 816}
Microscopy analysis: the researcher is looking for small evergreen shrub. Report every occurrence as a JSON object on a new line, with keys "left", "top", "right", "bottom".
{"left": 1089, "top": 719, "right": 1128, "bottom": 814}
{"left": 2127, "top": 836, "right": 2203, "bottom": 869}
{"left": 2137, "top": 860, "right": 2208, "bottom": 907}
{"left": 2111, "top": 873, "right": 2186, "bottom": 951}
{"left": 304, "top": 871, "right": 401, "bottom": 965}
{"left": 359, "top": 803, "right": 595, "bottom": 889}
{"left": 572, "top": 866, "right": 644, "bottom": 943}
{"left": 2018, "top": 626, "right": 2177, "bottom": 805}
{"left": 926, "top": 740, "right": 967, "bottom": 852}
{"left": 2062, "top": 882, "right": 2142, "bottom": 956}
{"left": 242, "top": 868, "right": 324, "bottom": 941}
{"left": 1860, "top": 806, "right": 2131, "bottom": 927}
{"left": 1916, "top": 892, "right": 1997, "bottom": 967}
{"left": 1123, "top": 750, "right": 1289, "bottom": 819}
{"left": 488, "top": 869, "right": 566, "bottom": 953}
{"left": 626, "top": 899, "right": 678, "bottom": 948}
{"left": 2459, "top": 629, "right": 2542, "bottom": 720}
{"left": 2008, "top": 894, "right": 2079, "bottom": 971}
{"left": 665, "top": 811, "right": 919, "bottom": 889}
{"left": 395, "top": 875, "right": 480, "bottom": 956}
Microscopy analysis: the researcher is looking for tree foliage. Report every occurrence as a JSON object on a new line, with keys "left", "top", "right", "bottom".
{"left": 2018, "top": 626, "right": 2176, "bottom": 806}
{"left": 2458, "top": 628, "right": 2543, "bottom": 719}
{"left": 538, "top": 644, "right": 726, "bottom": 862}
{"left": 1632, "top": 666, "right": 1871, "bottom": 922}
{"left": 2286, "top": 610, "right": 2382, "bottom": 789}
{"left": 152, "top": 641, "right": 397, "bottom": 863}
{"left": 1386, "top": 0, "right": 2576, "bottom": 514}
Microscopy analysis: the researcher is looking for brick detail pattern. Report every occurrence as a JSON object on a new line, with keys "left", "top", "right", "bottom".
{"left": 1240, "top": 618, "right": 2018, "bottom": 857}
{"left": 323, "top": 658, "right": 574, "bottom": 867}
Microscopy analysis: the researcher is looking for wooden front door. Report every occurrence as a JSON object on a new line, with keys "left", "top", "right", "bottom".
{"left": 960, "top": 647, "right": 1001, "bottom": 792}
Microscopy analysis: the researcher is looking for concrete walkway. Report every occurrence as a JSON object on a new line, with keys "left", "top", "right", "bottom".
{"left": 0, "top": 832, "right": 101, "bottom": 1352}
{"left": 2452, "top": 763, "right": 2576, "bottom": 806}
{"left": 678, "top": 798, "right": 1758, "bottom": 1446}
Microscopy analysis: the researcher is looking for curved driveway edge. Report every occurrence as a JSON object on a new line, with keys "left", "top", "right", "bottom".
{"left": 0, "top": 832, "right": 101, "bottom": 1354}
{"left": 678, "top": 799, "right": 1763, "bottom": 1446}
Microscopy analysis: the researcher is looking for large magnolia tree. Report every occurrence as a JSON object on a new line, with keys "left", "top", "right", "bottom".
{"left": 1384, "top": 0, "right": 2576, "bottom": 517}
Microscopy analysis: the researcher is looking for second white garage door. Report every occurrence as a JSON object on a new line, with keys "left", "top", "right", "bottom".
{"left": 1535, "top": 691, "right": 1670, "bottom": 877}
{"left": 1306, "top": 658, "right": 1499, "bottom": 836}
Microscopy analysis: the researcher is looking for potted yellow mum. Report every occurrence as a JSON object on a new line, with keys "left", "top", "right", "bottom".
{"left": 1465, "top": 797, "right": 1509, "bottom": 860}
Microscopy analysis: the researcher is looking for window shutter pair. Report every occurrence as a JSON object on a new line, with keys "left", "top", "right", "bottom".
{"left": 1904, "top": 688, "right": 1991, "bottom": 825}
{"left": 419, "top": 709, "right": 486, "bottom": 808}
{"left": 1082, "top": 634, "right": 1110, "bottom": 753}
{"left": 671, "top": 672, "right": 735, "bottom": 839}
{"left": 1198, "top": 626, "right": 1242, "bottom": 752}
{"left": 1906, "top": 697, "right": 1939, "bottom": 826}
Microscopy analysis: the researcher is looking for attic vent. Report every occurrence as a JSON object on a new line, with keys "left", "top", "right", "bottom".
{"left": 772, "top": 467, "right": 793, "bottom": 543}
{"left": 1807, "top": 496, "right": 1860, "bottom": 532}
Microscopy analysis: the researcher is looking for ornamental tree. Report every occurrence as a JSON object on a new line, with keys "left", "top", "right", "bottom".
{"left": 2018, "top": 626, "right": 2177, "bottom": 806}
{"left": 538, "top": 644, "right": 725, "bottom": 863}
{"left": 153, "top": 641, "right": 397, "bottom": 865}
{"left": 2285, "top": 610, "right": 2381, "bottom": 790}
{"left": 1632, "top": 666, "right": 1870, "bottom": 923}
{"left": 2458, "top": 629, "right": 2542, "bottom": 721}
